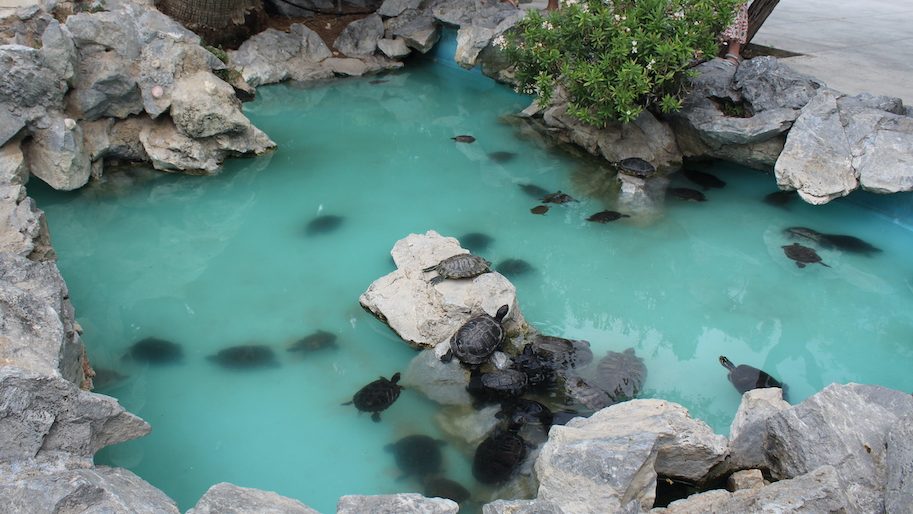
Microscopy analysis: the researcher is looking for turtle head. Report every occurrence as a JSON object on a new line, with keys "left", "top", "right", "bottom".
{"left": 390, "top": 372, "right": 401, "bottom": 384}
{"left": 495, "top": 305, "right": 509, "bottom": 322}
{"left": 719, "top": 356, "right": 735, "bottom": 370}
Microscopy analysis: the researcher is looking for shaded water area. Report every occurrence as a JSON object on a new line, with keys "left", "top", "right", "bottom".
{"left": 31, "top": 59, "right": 913, "bottom": 511}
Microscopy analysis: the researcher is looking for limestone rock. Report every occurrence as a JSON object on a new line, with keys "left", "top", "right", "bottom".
{"left": 360, "top": 230, "right": 527, "bottom": 349}
{"left": 337, "top": 493, "right": 458, "bottom": 514}
{"left": 734, "top": 56, "right": 823, "bottom": 112}
{"left": 66, "top": 10, "right": 141, "bottom": 60}
{"left": 138, "top": 35, "right": 222, "bottom": 118}
{"left": 454, "top": 25, "right": 495, "bottom": 68}
{"left": 430, "top": 0, "right": 517, "bottom": 28}
{"left": 378, "top": 0, "right": 422, "bottom": 18}
{"left": 482, "top": 499, "right": 565, "bottom": 514}
{"left": 386, "top": 10, "right": 440, "bottom": 53}
{"left": 229, "top": 25, "right": 333, "bottom": 87}
{"left": 324, "top": 57, "right": 368, "bottom": 77}
{"left": 0, "top": 465, "right": 179, "bottom": 513}
{"left": 0, "top": 185, "right": 52, "bottom": 260}
{"left": 727, "top": 387, "right": 790, "bottom": 471}
{"left": 40, "top": 20, "right": 76, "bottom": 85}
{"left": 653, "top": 465, "right": 849, "bottom": 513}
{"left": 188, "top": 482, "right": 318, "bottom": 514}
{"left": 0, "top": 137, "right": 28, "bottom": 185}
{"left": 0, "top": 367, "right": 150, "bottom": 462}
{"left": 25, "top": 114, "right": 92, "bottom": 190}
{"left": 402, "top": 349, "right": 471, "bottom": 406}
{"left": 727, "top": 469, "right": 765, "bottom": 491}
{"left": 688, "top": 59, "right": 740, "bottom": 102}
{"left": 171, "top": 71, "right": 249, "bottom": 139}
{"left": 264, "top": 0, "right": 382, "bottom": 16}
{"left": 0, "top": 44, "right": 67, "bottom": 145}
{"left": 334, "top": 14, "right": 383, "bottom": 57}
{"left": 765, "top": 383, "right": 913, "bottom": 513}
{"left": 68, "top": 48, "right": 143, "bottom": 120}
{"left": 886, "top": 415, "right": 913, "bottom": 514}
{"left": 436, "top": 404, "right": 500, "bottom": 446}
{"left": 377, "top": 37, "right": 410, "bottom": 59}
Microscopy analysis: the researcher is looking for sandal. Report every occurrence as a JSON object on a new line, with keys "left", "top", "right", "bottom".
{"left": 723, "top": 53, "right": 742, "bottom": 66}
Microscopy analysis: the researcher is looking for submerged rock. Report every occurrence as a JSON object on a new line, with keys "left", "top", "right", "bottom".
{"left": 402, "top": 348, "right": 472, "bottom": 406}
{"left": 187, "top": 482, "right": 318, "bottom": 514}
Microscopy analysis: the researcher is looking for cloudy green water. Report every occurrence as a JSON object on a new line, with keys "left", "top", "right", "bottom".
{"left": 30, "top": 58, "right": 913, "bottom": 511}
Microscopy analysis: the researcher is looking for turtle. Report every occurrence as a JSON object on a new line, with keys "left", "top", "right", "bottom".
{"left": 587, "top": 210, "right": 630, "bottom": 223}
{"left": 542, "top": 191, "right": 577, "bottom": 204}
{"left": 125, "top": 337, "right": 183, "bottom": 364}
{"left": 764, "top": 190, "right": 795, "bottom": 208}
{"left": 617, "top": 157, "right": 656, "bottom": 178}
{"left": 818, "top": 233, "right": 881, "bottom": 255}
{"left": 459, "top": 232, "right": 494, "bottom": 253}
{"left": 369, "top": 79, "right": 389, "bottom": 85}
{"left": 529, "top": 335, "right": 593, "bottom": 370}
{"left": 512, "top": 344, "right": 555, "bottom": 388}
{"left": 496, "top": 398, "right": 554, "bottom": 428}
{"left": 423, "top": 477, "right": 471, "bottom": 504}
{"left": 467, "top": 369, "right": 528, "bottom": 402}
{"left": 306, "top": 215, "right": 344, "bottom": 236}
{"left": 472, "top": 425, "right": 529, "bottom": 485}
{"left": 590, "top": 348, "right": 647, "bottom": 402}
{"left": 441, "top": 305, "right": 509, "bottom": 366}
{"left": 384, "top": 434, "right": 446, "bottom": 479}
{"left": 207, "top": 345, "right": 278, "bottom": 369}
{"left": 495, "top": 258, "right": 534, "bottom": 278}
{"left": 343, "top": 372, "right": 403, "bottom": 422}
{"left": 530, "top": 205, "right": 549, "bottom": 215}
{"left": 669, "top": 187, "right": 707, "bottom": 202}
{"left": 785, "top": 226, "right": 827, "bottom": 245}
{"left": 683, "top": 169, "right": 726, "bottom": 190}
{"left": 781, "top": 243, "right": 830, "bottom": 268}
{"left": 519, "top": 183, "right": 550, "bottom": 198}
{"left": 423, "top": 254, "right": 492, "bottom": 285}
{"left": 288, "top": 330, "right": 337, "bottom": 353}
{"left": 563, "top": 374, "right": 614, "bottom": 410}
{"left": 452, "top": 135, "right": 476, "bottom": 143}
{"left": 489, "top": 151, "right": 517, "bottom": 163}
{"left": 719, "top": 356, "right": 784, "bottom": 395}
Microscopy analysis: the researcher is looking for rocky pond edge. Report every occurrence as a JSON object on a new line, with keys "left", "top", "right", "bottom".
{"left": 1, "top": 0, "right": 912, "bottom": 512}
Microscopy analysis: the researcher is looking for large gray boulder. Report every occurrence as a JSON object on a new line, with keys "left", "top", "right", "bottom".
{"left": 0, "top": 185, "right": 53, "bottom": 260}
{"left": 483, "top": 499, "right": 565, "bottom": 514}
{"left": 727, "top": 387, "right": 790, "bottom": 472}
{"left": 378, "top": 0, "right": 423, "bottom": 18}
{"left": 734, "top": 56, "right": 823, "bottom": 112}
{"left": 651, "top": 465, "right": 850, "bottom": 513}
{"left": 39, "top": 20, "right": 76, "bottom": 86}
{"left": 765, "top": 383, "right": 913, "bottom": 513}
{"left": 0, "top": 465, "right": 179, "bottom": 514}
{"left": 25, "top": 114, "right": 92, "bottom": 190}
{"left": 535, "top": 400, "right": 728, "bottom": 513}
{"left": 385, "top": 9, "right": 440, "bottom": 53}
{"left": 886, "top": 415, "right": 913, "bottom": 514}
{"left": 67, "top": 47, "right": 143, "bottom": 120}
{"left": 229, "top": 24, "right": 333, "bottom": 87}
{"left": 337, "top": 493, "right": 458, "bottom": 514}
{"left": 170, "top": 71, "right": 249, "bottom": 139}
{"left": 188, "top": 482, "right": 319, "bottom": 514}
{"left": 0, "top": 137, "right": 28, "bottom": 186}
{"left": 265, "top": 0, "right": 382, "bottom": 15}
{"left": 359, "top": 230, "right": 528, "bottom": 349}
{"left": 0, "top": 44, "right": 68, "bottom": 146}
{"left": 137, "top": 35, "right": 222, "bottom": 118}
{"left": 377, "top": 37, "right": 410, "bottom": 59}
{"left": 65, "top": 10, "right": 142, "bottom": 60}
{"left": 334, "top": 14, "right": 384, "bottom": 57}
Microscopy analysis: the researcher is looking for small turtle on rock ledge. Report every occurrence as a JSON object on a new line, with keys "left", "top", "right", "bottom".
{"left": 423, "top": 254, "right": 492, "bottom": 285}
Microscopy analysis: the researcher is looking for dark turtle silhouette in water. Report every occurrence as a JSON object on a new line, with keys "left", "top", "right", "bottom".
{"left": 781, "top": 243, "right": 830, "bottom": 268}
{"left": 385, "top": 434, "right": 446, "bottom": 479}
{"left": 452, "top": 135, "right": 476, "bottom": 143}
{"left": 423, "top": 254, "right": 492, "bottom": 285}
{"left": 563, "top": 374, "right": 614, "bottom": 410}
{"left": 587, "top": 210, "right": 630, "bottom": 223}
{"left": 489, "top": 151, "right": 517, "bottom": 163}
{"left": 669, "top": 187, "right": 707, "bottom": 202}
{"left": 519, "top": 183, "right": 550, "bottom": 198}
{"left": 530, "top": 205, "right": 549, "bottom": 215}
{"left": 542, "top": 191, "right": 577, "bottom": 204}
{"left": 528, "top": 335, "right": 593, "bottom": 371}
{"left": 590, "top": 348, "right": 647, "bottom": 403}
{"left": 306, "top": 215, "right": 344, "bottom": 236}
{"left": 467, "top": 369, "right": 528, "bottom": 402}
{"left": 460, "top": 232, "right": 494, "bottom": 253}
{"left": 785, "top": 227, "right": 881, "bottom": 256}
{"left": 497, "top": 398, "right": 554, "bottom": 428}
{"left": 343, "top": 372, "right": 403, "bottom": 422}
{"left": 369, "top": 79, "right": 388, "bottom": 85}
{"left": 512, "top": 344, "right": 555, "bottom": 388}
{"left": 764, "top": 190, "right": 796, "bottom": 208}
{"left": 719, "top": 356, "right": 784, "bottom": 395}
{"left": 784, "top": 226, "right": 827, "bottom": 246}
{"left": 617, "top": 157, "right": 656, "bottom": 178}
{"left": 683, "top": 169, "right": 726, "bottom": 190}
{"left": 423, "top": 477, "right": 471, "bottom": 504}
{"left": 91, "top": 367, "right": 128, "bottom": 389}
{"left": 473, "top": 424, "right": 529, "bottom": 485}
{"left": 288, "top": 330, "right": 337, "bottom": 353}
{"left": 441, "top": 305, "right": 509, "bottom": 366}
{"left": 207, "top": 345, "right": 278, "bottom": 369}
{"left": 125, "top": 337, "right": 183, "bottom": 364}
{"left": 496, "top": 258, "right": 534, "bottom": 278}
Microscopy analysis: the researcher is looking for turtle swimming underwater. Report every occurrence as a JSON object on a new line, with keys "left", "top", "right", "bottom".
{"left": 587, "top": 210, "right": 630, "bottom": 223}
{"left": 441, "top": 305, "right": 509, "bottom": 366}
{"left": 459, "top": 232, "right": 494, "bottom": 253}
{"left": 785, "top": 227, "right": 881, "bottom": 256}
{"left": 343, "top": 372, "right": 403, "bottom": 422}
{"left": 305, "top": 215, "right": 344, "bottom": 236}
{"left": 472, "top": 425, "right": 529, "bottom": 485}
{"left": 125, "top": 337, "right": 183, "bottom": 364}
{"left": 288, "top": 330, "right": 337, "bottom": 353}
{"left": 764, "top": 190, "right": 795, "bottom": 208}
{"left": 719, "top": 356, "right": 784, "bottom": 395}
{"left": 489, "top": 151, "right": 517, "bottom": 163}
{"left": 385, "top": 434, "right": 446, "bottom": 479}
{"left": 519, "top": 183, "right": 550, "bottom": 198}
{"left": 467, "top": 369, "right": 528, "bottom": 402}
{"left": 423, "top": 254, "right": 492, "bottom": 285}
{"left": 781, "top": 242, "right": 830, "bottom": 268}
{"left": 683, "top": 169, "right": 726, "bottom": 190}
{"left": 496, "top": 258, "right": 534, "bottom": 278}
{"left": 452, "top": 135, "right": 476, "bottom": 143}
{"left": 669, "top": 187, "right": 707, "bottom": 202}
{"left": 590, "top": 348, "right": 647, "bottom": 403}
{"left": 542, "top": 191, "right": 577, "bottom": 204}
{"left": 423, "top": 477, "right": 471, "bottom": 504}
{"left": 207, "top": 345, "right": 278, "bottom": 369}
{"left": 530, "top": 205, "right": 549, "bottom": 215}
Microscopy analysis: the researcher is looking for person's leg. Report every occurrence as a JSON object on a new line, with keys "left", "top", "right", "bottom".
{"left": 547, "top": 0, "right": 559, "bottom": 11}
{"left": 725, "top": 40, "right": 742, "bottom": 64}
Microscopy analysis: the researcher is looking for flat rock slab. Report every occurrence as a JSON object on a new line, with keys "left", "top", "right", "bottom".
{"left": 188, "top": 482, "right": 318, "bottom": 513}
{"left": 337, "top": 493, "right": 458, "bottom": 513}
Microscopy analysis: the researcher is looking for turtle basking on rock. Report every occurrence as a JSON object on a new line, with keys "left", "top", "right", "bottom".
{"left": 343, "top": 372, "right": 403, "bottom": 422}
{"left": 385, "top": 434, "right": 446, "bottom": 479}
{"left": 441, "top": 305, "right": 509, "bottom": 366}
{"left": 423, "top": 254, "right": 492, "bottom": 285}
{"left": 467, "top": 369, "right": 528, "bottom": 402}
{"left": 781, "top": 242, "right": 830, "bottom": 268}
{"left": 719, "top": 356, "right": 785, "bottom": 396}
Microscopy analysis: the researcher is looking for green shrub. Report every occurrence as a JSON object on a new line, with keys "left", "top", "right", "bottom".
{"left": 501, "top": 0, "right": 742, "bottom": 126}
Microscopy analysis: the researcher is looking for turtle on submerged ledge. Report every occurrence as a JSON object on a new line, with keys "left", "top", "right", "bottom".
{"left": 781, "top": 242, "right": 830, "bottom": 268}
{"left": 423, "top": 254, "right": 492, "bottom": 285}
{"left": 385, "top": 434, "right": 446, "bottom": 479}
{"left": 343, "top": 372, "right": 403, "bottom": 422}
{"left": 473, "top": 424, "right": 529, "bottom": 485}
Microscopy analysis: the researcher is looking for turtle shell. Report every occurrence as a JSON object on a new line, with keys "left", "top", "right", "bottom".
{"left": 352, "top": 374, "right": 402, "bottom": 413}
{"left": 450, "top": 314, "right": 504, "bottom": 365}
{"left": 385, "top": 435, "right": 444, "bottom": 478}
{"left": 472, "top": 430, "right": 528, "bottom": 485}
{"left": 782, "top": 243, "right": 823, "bottom": 264}
{"left": 513, "top": 344, "right": 555, "bottom": 388}
{"left": 590, "top": 348, "right": 646, "bottom": 402}
{"left": 499, "top": 399, "right": 553, "bottom": 428}
{"left": 468, "top": 369, "right": 528, "bottom": 401}
{"left": 729, "top": 364, "right": 783, "bottom": 394}
{"left": 617, "top": 157, "right": 656, "bottom": 178}
{"left": 433, "top": 254, "right": 491, "bottom": 279}
{"left": 530, "top": 335, "right": 593, "bottom": 370}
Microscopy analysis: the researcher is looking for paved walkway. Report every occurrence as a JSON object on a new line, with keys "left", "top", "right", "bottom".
{"left": 751, "top": 0, "right": 913, "bottom": 103}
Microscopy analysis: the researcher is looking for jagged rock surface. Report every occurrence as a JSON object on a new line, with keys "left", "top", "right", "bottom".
{"left": 337, "top": 493, "right": 459, "bottom": 514}
{"left": 334, "top": 14, "right": 384, "bottom": 57}
{"left": 727, "top": 387, "right": 790, "bottom": 472}
{"left": 187, "top": 482, "right": 319, "bottom": 514}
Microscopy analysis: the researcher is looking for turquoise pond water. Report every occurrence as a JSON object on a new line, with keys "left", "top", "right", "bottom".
{"left": 29, "top": 57, "right": 913, "bottom": 511}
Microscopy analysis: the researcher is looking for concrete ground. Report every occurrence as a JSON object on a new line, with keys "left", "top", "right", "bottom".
{"left": 748, "top": 0, "right": 913, "bottom": 103}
